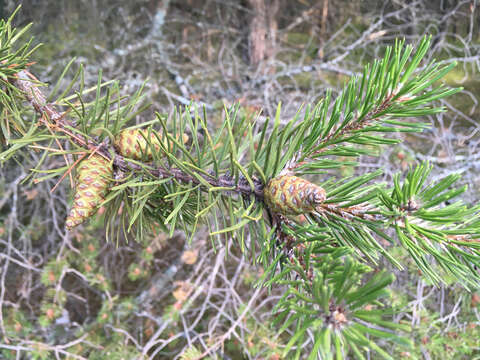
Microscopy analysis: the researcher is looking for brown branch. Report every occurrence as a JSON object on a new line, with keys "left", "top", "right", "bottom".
{"left": 10, "top": 71, "right": 265, "bottom": 201}
{"left": 12, "top": 71, "right": 63, "bottom": 124}
{"left": 316, "top": 203, "right": 377, "bottom": 222}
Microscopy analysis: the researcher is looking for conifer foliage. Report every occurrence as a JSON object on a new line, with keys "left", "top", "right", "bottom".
{"left": 1, "top": 8, "right": 479, "bottom": 359}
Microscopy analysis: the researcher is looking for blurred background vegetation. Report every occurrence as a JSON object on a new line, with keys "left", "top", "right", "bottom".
{"left": 1, "top": 0, "right": 480, "bottom": 358}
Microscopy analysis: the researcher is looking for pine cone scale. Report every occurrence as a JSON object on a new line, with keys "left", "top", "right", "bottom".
{"left": 65, "top": 154, "right": 112, "bottom": 230}
{"left": 264, "top": 175, "right": 326, "bottom": 215}
{"left": 113, "top": 128, "right": 163, "bottom": 161}
{"left": 114, "top": 128, "right": 189, "bottom": 161}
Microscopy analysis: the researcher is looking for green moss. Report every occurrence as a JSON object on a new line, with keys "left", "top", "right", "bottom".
{"left": 285, "top": 32, "right": 312, "bottom": 46}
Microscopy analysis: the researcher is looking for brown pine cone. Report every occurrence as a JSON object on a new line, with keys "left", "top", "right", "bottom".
{"left": 65, "top": 154, "right": 113, "bottom": 230}
{"left": 264, "top": 174, "right": 326, "bottom": 215}
{"left": 114, "top": 128, "right": 189, "bottom": 161}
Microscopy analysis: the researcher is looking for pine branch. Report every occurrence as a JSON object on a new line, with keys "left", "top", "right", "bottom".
{"left": 298, "top": 91, "right": 396, "bottom": 162}
{"left": 7, "top": 35, "right": 478, "bottom": 289}
{"left": 277, "top": 37, "right": 462, "bottom": 175}
{"left": 2, "top": 9, "right": 479, "bottom": 359}
{"left": 10, "top": 70, "right": 265, "bottom": 202}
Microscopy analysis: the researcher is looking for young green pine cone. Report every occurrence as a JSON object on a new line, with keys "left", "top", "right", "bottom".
{"left": 65, "top": 154, "right": 113, "bottom": 230}
{"left": 264, "top": 174, "right": 326, "bottom": 215}
{"left": 114, "top": 128, "right": 189, "bottom": 161}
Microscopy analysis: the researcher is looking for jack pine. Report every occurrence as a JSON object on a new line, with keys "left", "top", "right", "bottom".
{"left": 263, "top": 174, "right": 326, "bottom": 215}
{"left": 114, "top": 128, "right": 189, "bottom": 161}
{"left": 65, "top": 154, "right": 113, "bottom": 230}
{"left": 3, "top": 18, "right": 477, "bottom": 359}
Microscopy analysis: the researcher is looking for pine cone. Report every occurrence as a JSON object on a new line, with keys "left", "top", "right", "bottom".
{"left": 65, "top": 154, "right": 113, "bottom": 230}
{"left": 264, "top": 174, "right": 326, "bottom": 215}
{"left": 114, "top": 128, "right": 188, "bottom": 161}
